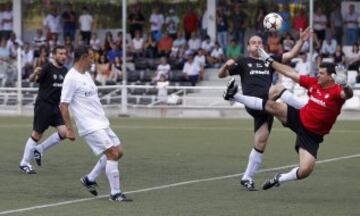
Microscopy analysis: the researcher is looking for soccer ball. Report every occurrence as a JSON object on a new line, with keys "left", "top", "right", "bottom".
{"left": 263, "top": 12, "right": 283, "bottom": 32}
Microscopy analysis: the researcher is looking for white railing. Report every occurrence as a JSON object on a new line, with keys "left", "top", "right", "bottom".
{"left": 1, "top": 84, "right": 360, "bottom": 115}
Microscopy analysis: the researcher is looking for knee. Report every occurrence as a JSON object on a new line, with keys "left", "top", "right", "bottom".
{"left": 105, "top": 146, "right": 123, "bottom": 160}
{"left": 31, "top": 132, "right": 42, "bottom": 141}
{"left": 265, "top": 100, "right": 277, "bottom": 111}
{"left": 58, "top": 130, "right": 67, "bottom": 139}
{"left": 298, "top": 166, "right": 314, "bottom": 179}
{"left": 269, "top": 83, "right": 286, "bottom": 100}
{"left": 117, "top": 147, "right": 124, "bottom": 159}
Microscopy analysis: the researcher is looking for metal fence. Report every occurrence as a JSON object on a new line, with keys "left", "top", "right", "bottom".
{"left": 1, "top": 84, "right": 360, "bottom": 116}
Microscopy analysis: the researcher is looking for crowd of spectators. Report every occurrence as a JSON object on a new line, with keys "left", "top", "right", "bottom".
{"left": 3, "top": 1, "right": 360, "bottom": 90}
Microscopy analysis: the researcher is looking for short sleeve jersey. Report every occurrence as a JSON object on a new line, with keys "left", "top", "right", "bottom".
{"left": 228, "top": 56, "right": 281, "bottom": 98}
{"left": 36, "top": 62, "right": 68, "bottom": 105}
{"left": 61, "top": 68, "right": 109, "bottom": 136}
{"left": 299, "top": 76, "right": 345, "bottom": 135}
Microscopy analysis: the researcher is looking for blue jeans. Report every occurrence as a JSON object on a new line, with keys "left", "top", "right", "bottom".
{"left": 217, "top": 31, "right": 228, "bottom": 50}
{"left": 346, "top": 28, "right": 358, "bottom": 45}
{"left": 233, "top": 30, "right": 245, "bottom": 53}
{"left": 151, "top": 30, "right": 162, "bottom": 42}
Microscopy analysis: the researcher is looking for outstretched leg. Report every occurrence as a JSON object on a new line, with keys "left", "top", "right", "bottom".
{"left": 262, "top": 148, "right": 316, "bottom": 190}
{"left": 80, "top": 154, "right": 107, "bottom": 196}
{"left": 34, "top": 126, "right": 66, "bottom": 166}
{"left": 269, "top": 83, "right": 307, "bottom": 109}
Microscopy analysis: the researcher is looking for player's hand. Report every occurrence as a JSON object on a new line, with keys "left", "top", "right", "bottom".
{"left": 224, "top": 59, "right": 237, "bottom": 68}
{"left": 66, "top": 128, "right": 76, "bottom": 141}
{"left": 34, "top": 67, "right": 42, "bottom": 75}
{"left": 257, "top": 48, "right": 274, "bottom": 64}
{"left": 332, "top": 65, "right": 348, "bottom": 87}
{"left": 299, "top": 27, "right": 312, "bottom": 42}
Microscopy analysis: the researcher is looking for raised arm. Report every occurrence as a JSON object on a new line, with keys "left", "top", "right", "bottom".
{"left": 332, "top": 65, "right": 354, "bottom": 100}
{"left": 28, "top": 67, "right": 42, "bottom": 82}
{"left": 258, "top": 47, "right": 300, "bottom": 83}
{"left": 218, "top": 59, "right": 236, "bottom": 78}
{"left": 282, "top": 27, "right": 312, "bottom": 62}
{"left": 271, "top": 61, "right": 300, "bottom": 83}
{"left": 59, "top": 103, "right": 76, "bottom": 141}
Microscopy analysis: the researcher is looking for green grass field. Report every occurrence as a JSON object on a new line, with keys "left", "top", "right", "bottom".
{"left": 0, "top": 117, "right": 359, "bottom": 216}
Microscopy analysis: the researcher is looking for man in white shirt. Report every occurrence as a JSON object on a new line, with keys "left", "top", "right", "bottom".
{"left": 60, "top": 46, "right": 132, "bottom": 202}
{"left": 188, "top": 32, "right": 201, "bottom": 51}
{"left": 208, "top": 42, "right": 225, "bottom": 68}
{"left": 21, "top": 42, "right": 34, "bottom": 78}
{"left": 79, "top": 7, "right": 93, "bottom": 44}
{"left": 201, "top": 35, "right": 214, "bottom": 55}
{"left": 43, "top": 8, "right": 61, "bottom": 40}
{"left": 149, "top": 8, "right": 164, "bottom": 42}
{"left": 320, "top": 35, "right": 337, "bottom": 57}
{"left": 183, "top": 55, "right": 201, "bottom": 86}
{"left": 131, "top": 30, "right": 144, "bottom": 59}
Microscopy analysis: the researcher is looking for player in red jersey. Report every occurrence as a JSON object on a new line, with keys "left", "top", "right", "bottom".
{"left": 223, "top": 48, "right": 353, "bottom": 190}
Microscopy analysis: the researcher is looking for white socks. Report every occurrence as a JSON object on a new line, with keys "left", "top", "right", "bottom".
{"left": 232, "top": 89, "right": 307, "bottom": 111}
{"left": 280, "top": 90, "right": 307, "bottom": 109}
{"left": 233, "top": 94, "right": 264, "bottom": 110}
{"left": 242, "top": 148, "right": 263, "bottom": 181}
{"left": 35, "top": 132, "right": 62, "bottom": 153}
{"left": 20, "top": 137, "right": 37, "bottom": 166}
{"left": 106, "top": 160, "right": 121, "bottom": 195}
{"left": 279, "top": 167, "right": 299, "bottom": 183}
{"left": 87, "top": 155, "right": 107, "bottom": 182}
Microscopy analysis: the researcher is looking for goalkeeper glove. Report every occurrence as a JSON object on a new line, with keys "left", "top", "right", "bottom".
{"left": 331, "top": 65, "right": 348, "bottom": 87}
{"left": 257, "top": 48, "right": 274, "bottom": 65}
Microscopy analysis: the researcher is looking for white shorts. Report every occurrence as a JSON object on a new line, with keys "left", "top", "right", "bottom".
{"left": 83, "top": 127, "right": 121, "bottom": 155}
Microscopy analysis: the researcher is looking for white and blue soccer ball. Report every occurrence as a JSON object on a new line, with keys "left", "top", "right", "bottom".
{"left": 263, "top": 12, "right": 283, "bottom": 32}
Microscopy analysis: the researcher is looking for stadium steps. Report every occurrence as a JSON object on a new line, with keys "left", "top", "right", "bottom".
{"left": 180, "top": 68, "right": 233, "bottom": 107}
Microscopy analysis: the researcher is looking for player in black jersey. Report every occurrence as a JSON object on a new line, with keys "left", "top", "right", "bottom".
{"left": 19, "top": 45, "right": 68, "bottom": 174}
{"left": 218, "top": 28, "right": 311, "bottom": 190}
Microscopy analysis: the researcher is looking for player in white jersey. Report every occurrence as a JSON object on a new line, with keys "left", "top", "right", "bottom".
{"left": 60, "top": 46, "right": 132, "bottom": 202}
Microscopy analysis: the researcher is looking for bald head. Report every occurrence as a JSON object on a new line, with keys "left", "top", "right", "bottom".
{"left": 247, "top": 35, "right": 264, "bottom": 58}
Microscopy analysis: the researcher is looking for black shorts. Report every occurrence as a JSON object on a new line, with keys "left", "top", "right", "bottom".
{"left": 246, "top": 107, "right": 274, "bottom": 133}
{"left": 33, "top": 101, "right": 64, "bottom": 133}
{"left": 283, "top": 105, "right": 324, "bottom": 158}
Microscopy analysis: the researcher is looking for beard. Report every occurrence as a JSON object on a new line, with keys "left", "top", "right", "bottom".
{"left": 55, "top": 59, "right": 66, "bottom": 67}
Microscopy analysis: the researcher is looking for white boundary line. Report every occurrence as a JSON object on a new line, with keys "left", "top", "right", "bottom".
{"left": 0, "top": 153, "right": 359, "bottom": 215}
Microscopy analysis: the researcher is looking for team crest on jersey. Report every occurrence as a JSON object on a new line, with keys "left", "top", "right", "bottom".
{"left": 325, "top": 93, "right": 330, "bottom": 99}
{"left": 53, "top": 74, "right": 57, "bottom": 80}
{"left": 316, "top": 89, "right": 321, "bottom": 96}
{"left": 247, "top": 63, "right": 252, "bottom": 67}
{"left": 59, "top": 75, "right": 64, "bottom": 80}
